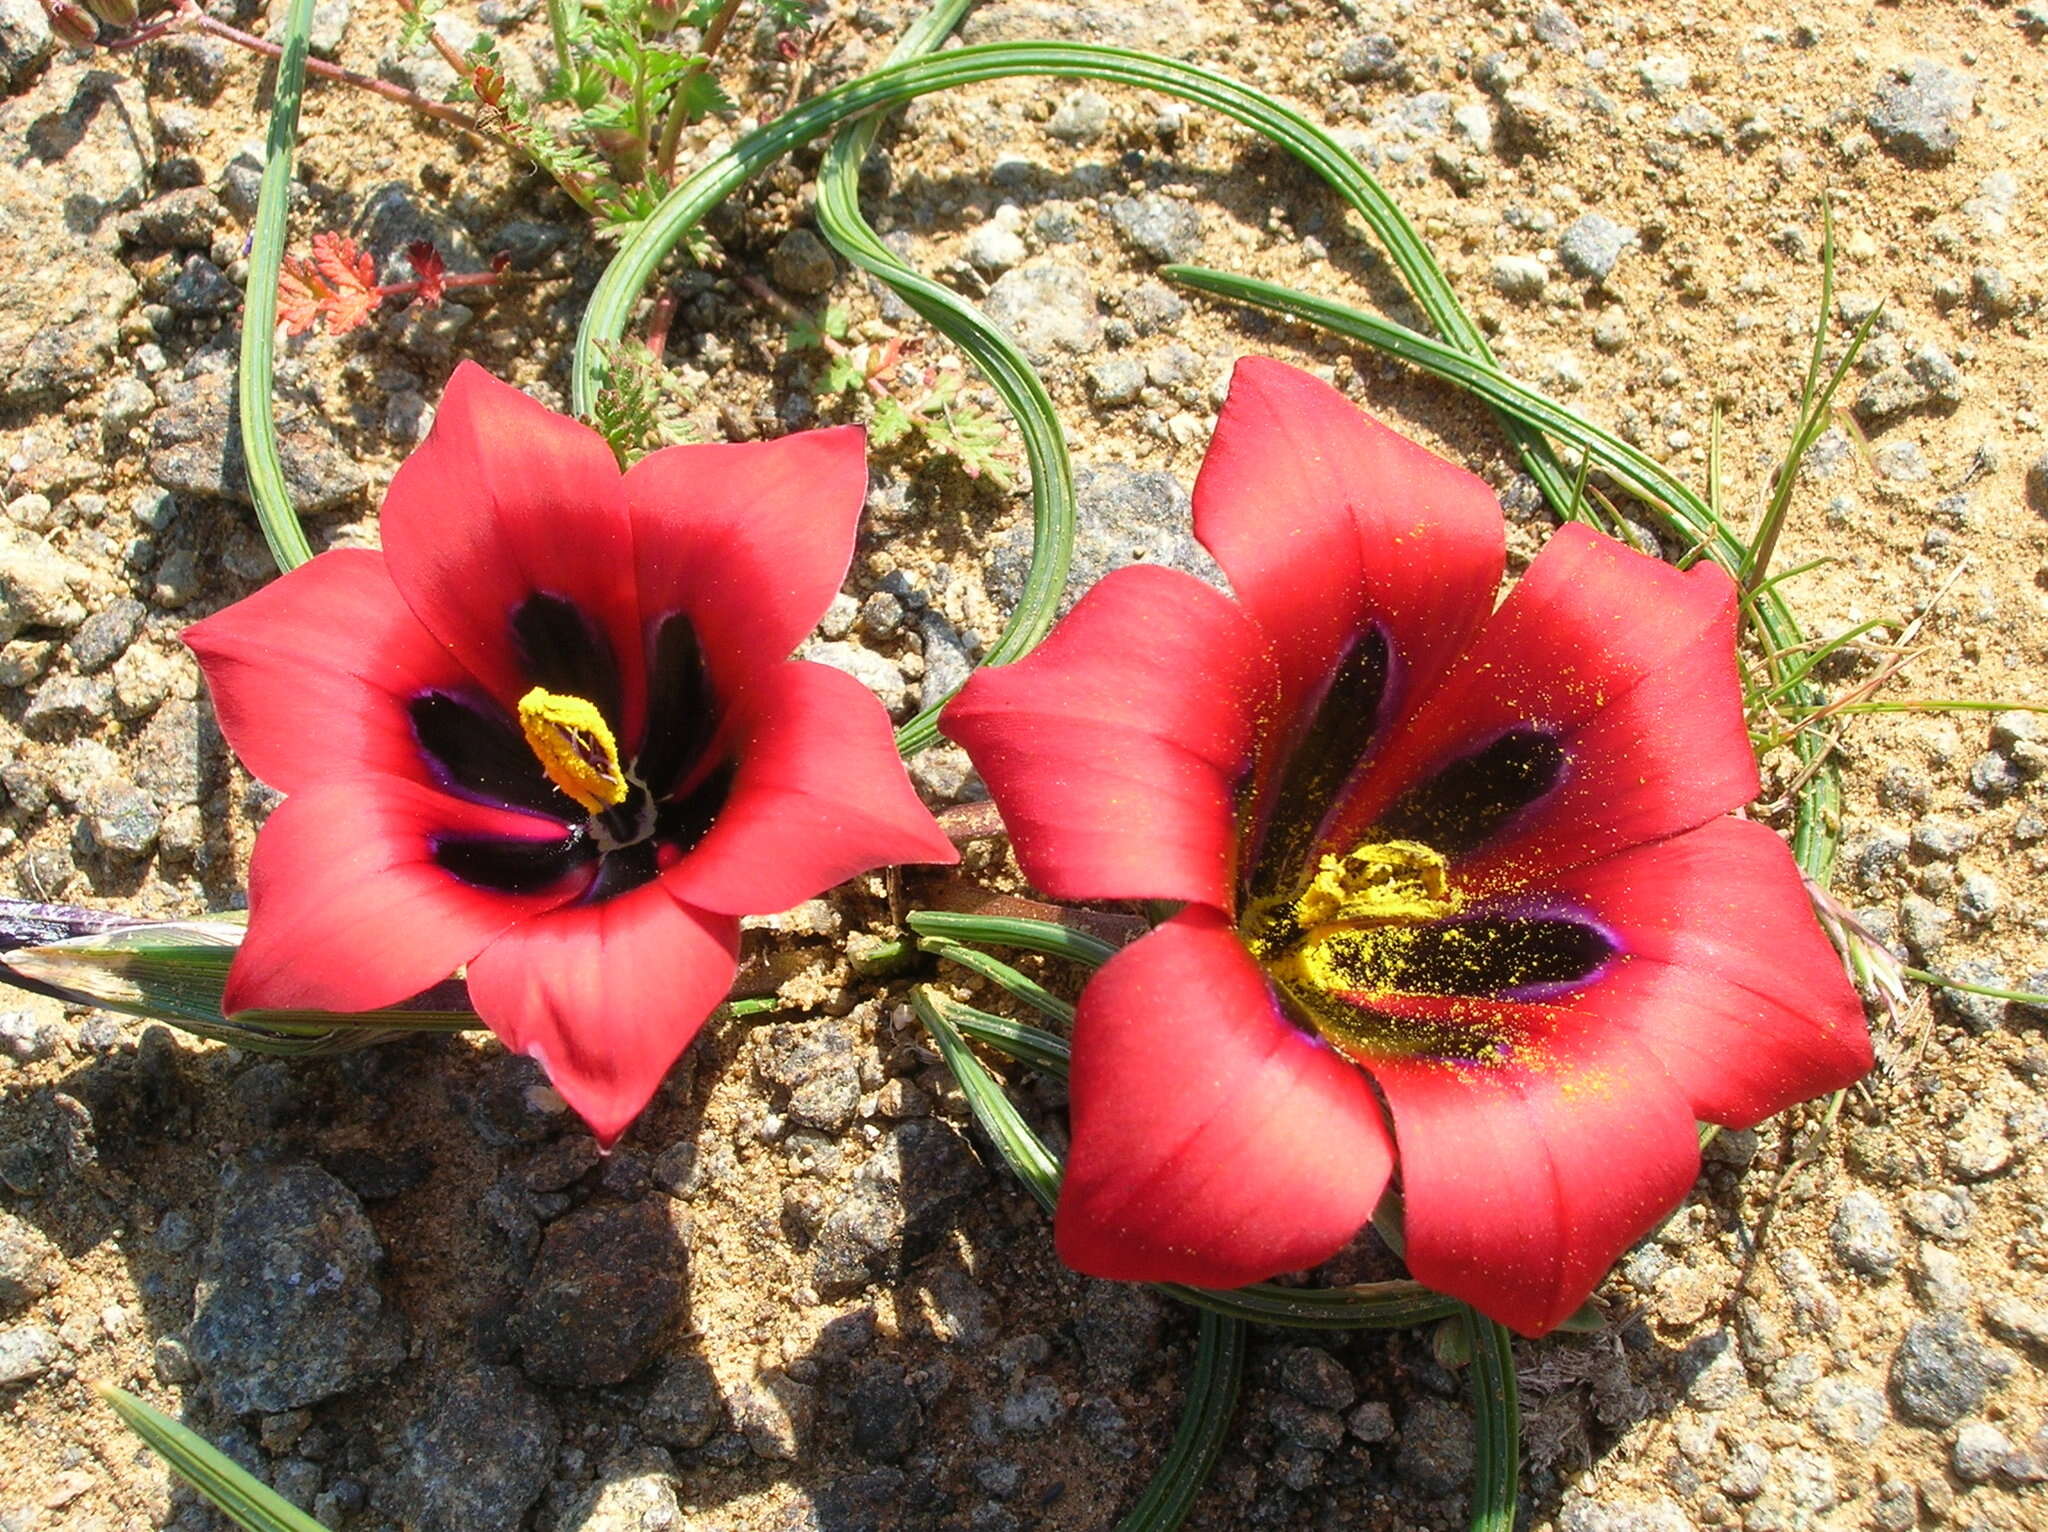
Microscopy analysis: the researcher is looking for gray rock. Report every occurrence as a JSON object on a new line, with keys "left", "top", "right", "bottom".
{"left": 1721, "top": 1440, "right": 1770, "bottom": 1499}
{"left": 1106, "top": 194, "right": 1203, "bottom": 263}
{"left": 511, "top": 1199, "right": 687, "bottom": 1387}
{"left": 770, "top": 228, "right": 838, "bottom": 295}
{"left": 1489, "top": 254, "right": 1548, "bottom": 298}
{"left": 1339, "top": 34, "right": 1402, "bottom": 83}
{"left": 149, "top": 35, "right": 232, "bottom": 103}
{"left": 983, "top": 263, "right": 1101, "bottom": 363}
{"left": 1086, "top": 356, "right": 1146, "bottom": 406}
{"left": 67, "top": 598, "right": 144, "bottom": 673}
{"left": 1280, "top": 1346, "right": 1356, "bottom": 1411}
{"left": 1889, "top": 1313, "right": 1996, "bottom": 1427}
{"left": 752, "top": 1020, "right": 862, "bottom": 1136}
{"left": 986, "top": 463, "right": 1219, "bottom": 614}
{"left": 1868, "top": 58, "right": 1976, "bottom": 166}
{"left": 848, "top": 1360, "right": 922, "bottom": 1462}
{"left": 804, "top": 640, "right": 910, "bottom": 718}
{"left": 164, "top": 255, "right": 239, "bottom": 315}
{"left": 2028, "top": 450, "right": 2048, "bottom": 513}
{"left": 1558, "top": 214, "right": 1634, "bottom": 281}
{"left": 1394, "top": 1397, "right": 1473, "bottom": 1496}
{"left": 999, "top": 1373, "right": 1064, "bottom": 1434}
{"left": 730, "top": 1369, "right": 814, "bottom": 1460}
{"left": 385, "top": 1367, "right": 559, "bottom": 1532}
{"left": 641, "top": 1354, "right": 722, "bottom": 1448}
{"left": 907, "top": 743, "right": 980, "bottom": 804}
{"left": 81, "top": 780, "right": 160, "bottom": 859}
{"left": 812, "top": 1119, "right": 987, "bottom": 1296}
{"left": 558, "top": 1448, "right": 678, "bottom": 1532}
{"left": 1904, "top": 1185, "right": 1975, "bottom": 1241}
{"left": 1810, "top": 1378, "right": 1886, "bottom": 1446}
{"left": 188, "top": 1160, "right": 407, "bottom": 1414}
{"left": 0, "top": 1212, "right": 58, "bottom": 1316}
{"left": 117, "top": 188, "right": 226, "bottom": 249}
{"left": 0, "top": 0, "right": 53, "bottom": 93}
{"left": 0, "top": 1322, "right": 59, "bottom": 1386}
{"left": 918, "top": 611, "right": 974, "bottom": 713}
{"left": 1269, "top": 1394, "right": 1344, "bottom": 1451}
{"left": 964, "top": 216, "right": 1027, "bottom": 276}
{"left": 1831, "top": 1191, "right": 1901, "bottom": 1276}
{"left": 1075, "top": 1283, "right": 1165, "bottom": 1383}
{"left": 263, "top": 0, "right": 350, "bottom": 56}
{"left": 1045, "top": 87, "right": 1110, "bottom": 144}
{"left": 1531, "top": 4, "right": 1582, "bottom": 51}
{"left": 149, "top": 373, "right": 367, "bottom": 514}
{"left": 1953, "top": 1421, "right": 2012, "bottom": 1483}
{"left": 1556, "top": 1498, "right": 1692, "bottom": 1532}
{"left": 1347, "top": 1399, "right": 1394, "bottom": 1442}
{"left": 1121, "top": 279, "right": 1185, "bottom": 335}
{"left": 0, "top": 524, "right": 89, "bottom": 641}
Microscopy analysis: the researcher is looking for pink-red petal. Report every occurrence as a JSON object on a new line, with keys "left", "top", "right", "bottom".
{"left": 942, "top": 565, "right": 1276, "bottom": 910}
{"left": 465, "top": 882, "right": 740, "bottom": 1147}
{"left": 1191, "top": 357, "right": 1504, "bottom": 729}
{"left": 1325, "top": 523, "right": 1757, "bottom": 876}
{"left": 624, "top": 425, "right": 868, "bottom": 692}
{"left": 1363, "top": 1000, "right": 1702, "bottom": 1336}
{"left": 224, "top": 776, "right": 586, "bottom": 1018}
{"left": 378, "top": 362, "right": 646, "bottom": 740}
{"left": 1540, "top": 818, "right": 1873, "bottom": 1126}
{"left": 1055, "top": 906, "right": 1395, "bottom": 1289}
{"left": 661, "top": 659, "right": 957, "bottom": 917}
{"left": 184, "top": 548, "right": 468, "bottom": 796}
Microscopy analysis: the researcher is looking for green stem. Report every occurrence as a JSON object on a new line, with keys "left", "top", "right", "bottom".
{"left": 1463, "top": 1307, "right": 1521, "bottom": 1532}
{"left": 1115, "top": 1312, "right": 1246, "bottom": 1532}
{"left": 237, "top": 0, "right": 319, "bottom": 573}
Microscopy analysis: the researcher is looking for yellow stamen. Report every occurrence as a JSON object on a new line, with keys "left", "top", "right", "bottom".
{"left": 1251, "top": 839, "right": 1464, "bottom": 997}
{"left": 517, "top": 686, "right": 628, "bottom": 814}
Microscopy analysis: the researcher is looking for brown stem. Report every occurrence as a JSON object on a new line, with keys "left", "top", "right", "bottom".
{"left": 644, "top": 290, "right": 679, "bottom": 357}
{"left": 172, "top": 12, "right": 486, "bottom": 132}
{"left": 934, "top": 800, "right": 1005, "bottom": 846}
{"left": 651, "top": 0, "right": 745, "bottom": 182}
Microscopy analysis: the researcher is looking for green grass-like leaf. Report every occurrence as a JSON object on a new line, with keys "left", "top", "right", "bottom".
{"left": 1463, "top": 1309, "right": 1520, "bottom": 1532}
{"left": 904, "top": 909, "right": 1120, "bottom": 969}
{"left": 1116, "top": 1311, "right": 1246, "bottom": 1532}
{"left": 101, "top": 1386, "right": 335, "bottom": 1532}
{"left": 237, "top": 0, "right": 320, "bottom": 573}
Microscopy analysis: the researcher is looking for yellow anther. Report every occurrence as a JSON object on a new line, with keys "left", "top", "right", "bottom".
{"left": 1292, "top": 840, "right": 1457, "bottom": 932}
{"left": 517, "top": 686, "right": 628, "bottom": 814}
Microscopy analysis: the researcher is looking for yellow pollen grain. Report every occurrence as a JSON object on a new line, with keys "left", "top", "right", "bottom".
{"left": 517, "top": 685, "right": 628, "bottom": 814}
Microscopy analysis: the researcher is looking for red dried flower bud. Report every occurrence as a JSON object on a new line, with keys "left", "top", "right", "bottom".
{"left": 43, "top": 0, "right": 101, "bottom": 49}
{"left": 81, "top": 0, "right": 135, "bottom": 29}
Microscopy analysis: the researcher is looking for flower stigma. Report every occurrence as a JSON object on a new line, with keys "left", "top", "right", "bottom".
{"left": 518, "top": 686, "right": 630, "bottom": 815}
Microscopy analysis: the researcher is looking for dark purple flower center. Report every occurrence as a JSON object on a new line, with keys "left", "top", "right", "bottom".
{"left": 413, "top": 594, "right": 731, "bottom": 903}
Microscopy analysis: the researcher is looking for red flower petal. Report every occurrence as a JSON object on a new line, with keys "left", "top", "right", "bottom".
{"left": 1325, "top": 524, "right": 1757, "bottom": 876}
{"left": 624, "top": 425, "right": 868, "bottom": 690}
{"left": 942, "top": 565, "right": 1276, "bottom": 909}
{"left": 662, "top": 660, "right": 957, "bottom": 917}
{"left": 1542, "top": 818, "right": 1873, "bottom": 1126}
{"left": 1191, "top": 357, "right": 1504, "bottom": 727}
{"left": 184, "top": 549, "right": 468, "bottom": 796}
{"left": 224, "top": 776, "right": 586, "bottom": 1017}
{"left": 1055, "top": 906, "right": 1395, "bottom": 1289}
{"left": 379, "top": 363, "right": 646, "bottom": 741}
{"left": 466, "top": 881, "right": 740, "bottom": 1147}
{"left": 1364, "top": 1000, "right": 1702, "bottom": 1336}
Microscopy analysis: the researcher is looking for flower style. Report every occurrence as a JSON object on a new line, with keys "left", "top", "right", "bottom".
{"left": 942, "top": 357, "right": 1871, "bottom": 1336}
{"left": 187, "top": 363, "right": 957, "bottom": 1144}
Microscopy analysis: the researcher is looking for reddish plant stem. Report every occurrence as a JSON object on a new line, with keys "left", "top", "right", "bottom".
{"left": 376, "top": 270, "right": 516, "bottom": 302}
{"left": 644, "top": 290, "right": 679, "bottom": 357}
{"left": 108, "top": 5, "right": 484, "bottom": 132}
{"left": 651, "top": 0, "right": 745, "bottom": 182}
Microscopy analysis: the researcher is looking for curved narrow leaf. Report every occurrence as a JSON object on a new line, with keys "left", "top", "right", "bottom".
{"left": 1117, "top": 1311, "right": 1246, "bottom": 1532}
{"left": 101, "top": 1386, "right": 335, "bottom": 1532}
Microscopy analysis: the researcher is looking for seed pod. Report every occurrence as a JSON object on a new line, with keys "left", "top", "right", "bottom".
{"left": 82, "top": 0, "right": 136, "bottom": 27}
{"left": 43, "top": 0, "right": 100, "bottom": 49}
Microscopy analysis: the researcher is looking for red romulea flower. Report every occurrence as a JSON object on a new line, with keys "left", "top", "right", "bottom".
{"left": 187, "top": 363, "right": 957, "bottom": 1144}
{"left": 943, "top": 357, "right": 1871, "bottom": 1336}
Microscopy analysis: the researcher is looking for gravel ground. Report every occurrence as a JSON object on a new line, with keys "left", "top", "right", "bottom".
{"left": 1, "top": 2, "right": 2045, "bottom": 1530}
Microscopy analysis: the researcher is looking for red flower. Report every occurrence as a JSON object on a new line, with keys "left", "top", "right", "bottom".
{"left": 187, "top": 363, "right": 957, "bottom": 1144}
{"left": 942, "top": 358, "right": 1871, "bottom": 1336}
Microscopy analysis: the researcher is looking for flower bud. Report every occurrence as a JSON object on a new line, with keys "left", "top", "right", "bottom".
{"left": 43, "top": 0, "right": 100, "bottom": 49}
{"left": 82, "top": 0, "right": 135, "bottom": 27}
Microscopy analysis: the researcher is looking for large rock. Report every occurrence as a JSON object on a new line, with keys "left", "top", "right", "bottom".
{"left": 384, "top": 1366, "right": 559, "bottom": 1532}
{"left": 188, "top": 1160, "right": 407, "bottom": 1415}
{"left": 149, "top": 371, "right": 368, "bottom": 514}
{"left": 1868, "top": 58, "right": 1976, "bottom": 166}
{"left": 0, "top": 0, "right": 54, "bottom": 94}
{"left": 986, "top": 463, "right": 1219, "bottom": 613}
{"left": 983, "top": 262, "right": 1101, "bottom": 364}
{"left": 510, "top": 1199, "right": 688, "bottom": 1387}
{"left": 812, "top": 1119, "right": 986, "bottom": 1296}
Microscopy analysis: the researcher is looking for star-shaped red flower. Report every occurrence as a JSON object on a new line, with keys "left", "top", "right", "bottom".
{"left": 187, "top": 363, "right": 957, "bottom": 1144}
{"left": 942, "top": 357, "right": 1871, "bottom": 1336}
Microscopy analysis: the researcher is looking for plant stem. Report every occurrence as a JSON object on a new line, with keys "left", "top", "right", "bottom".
{"left": 108, "top": 5, "right": 485, "bottom": 132}
{"left": 651, "top": 0, "right": 745, "bottom": 181}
